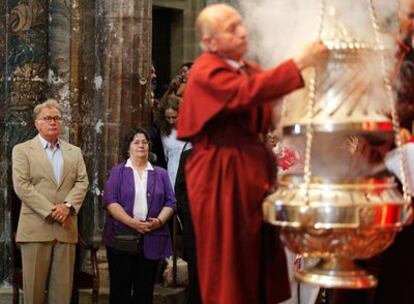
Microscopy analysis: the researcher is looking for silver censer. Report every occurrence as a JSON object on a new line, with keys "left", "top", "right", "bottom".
{"left": 263, "top": 0, "right": 413, "bottom": 288}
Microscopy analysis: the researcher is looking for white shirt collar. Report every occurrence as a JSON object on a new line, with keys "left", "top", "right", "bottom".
{"left": 125, "top": 159, "right": 154, "bottom": 171}
{"left": 225, "top": 58, "right": 244, "bottom": 70}
{"left": 38, "top": 134, "right": 60, "bottom": 149}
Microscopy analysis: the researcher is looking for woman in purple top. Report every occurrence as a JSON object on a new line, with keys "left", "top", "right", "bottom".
{"left": 102, "top": 127, "right": 176, "bottom": 304}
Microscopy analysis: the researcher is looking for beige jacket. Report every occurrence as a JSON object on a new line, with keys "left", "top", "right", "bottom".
{"left": 12, "top": 136, "right": 89, "bottom": 243}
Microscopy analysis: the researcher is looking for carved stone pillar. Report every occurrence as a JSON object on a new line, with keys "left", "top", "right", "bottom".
{"left": 0, "top": 0, "right": 48, "bottom": 284}
{"left": 68, "top": 0, "right": 153, "bottom": 288}
{"left": 101, "top": 0, "right": 152, "bottom": 168}
{"left": 70, "top": 0, "right": 153, "bottom": 241}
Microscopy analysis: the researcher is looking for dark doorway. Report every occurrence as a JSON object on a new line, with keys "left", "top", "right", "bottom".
{"left": 152, "top": 7, "right": 173, "bottom": 100}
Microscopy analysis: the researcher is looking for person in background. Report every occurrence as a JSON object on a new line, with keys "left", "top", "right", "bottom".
{"left": 373, "top": 3, "right": 414, "bottom": 299}
{"left": 395, "top": 0, "right": 414, "bottom": 132}
{"left": 170, "top": 62, "right": 193, "bottom": 97}
{"left": 12, "top": 98, "right": 89, "bottom": 304}
{"left": 372, "top": 128, "right": 414, "bottom": 304}
{"left": 176, "top": 3, "right": 328, "bottom": 304}
{"left": 102, "top": 127, "right": 176, "bottom": 304}
{"left": 150, "top": 63, "right": 193, "bottom": 174}
{"left": 149, "top": 64, "right": 168, "bottom": 169}
{"left": 174, "top": 144, "right": 201, "bottom": 304}
{"left": 328, "top": 1, "right": 414, "bottom": 303}
{"left": 154, "top": 93, "right": 189, "bottom": 188}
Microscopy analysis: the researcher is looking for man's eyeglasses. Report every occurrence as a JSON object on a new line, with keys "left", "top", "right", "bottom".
{"left": 38, "top": 116, "right": 63, "bottom": 123}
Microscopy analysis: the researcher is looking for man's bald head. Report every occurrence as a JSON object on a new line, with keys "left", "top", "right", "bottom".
{"left": 400, "top": 0, "right": 414, "bottom": 40}
{"left": 196, "top": 4, "right": 238, "bottom": 40}
{"left": 195, "top": 4, "right": 248, "bottom": 60}
{"left": 401, "top": 0, "right": 414, "bottom": 11}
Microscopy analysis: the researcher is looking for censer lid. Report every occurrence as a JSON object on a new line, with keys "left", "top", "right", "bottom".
{"left": 321, "top": 7, "right": 386, "bottom": 52}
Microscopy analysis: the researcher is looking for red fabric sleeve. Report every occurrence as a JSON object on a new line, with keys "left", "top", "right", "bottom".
{"left": 177, "top": 52, "right": 304, "bottom": 141}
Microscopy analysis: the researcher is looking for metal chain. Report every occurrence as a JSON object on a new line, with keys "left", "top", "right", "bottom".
{"left": 303, "top": 0, "right": 326, "bottom": 204}
{"left": 367, "top": 0, "right": 412, "bottom": 202}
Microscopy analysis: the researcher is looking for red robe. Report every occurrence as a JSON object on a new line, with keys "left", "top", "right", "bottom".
{"left": 177, "top": 52, "right": 304, "bottom": 304}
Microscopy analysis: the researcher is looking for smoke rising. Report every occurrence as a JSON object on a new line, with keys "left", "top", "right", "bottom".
{"left": 237, "top": 0, "right": 399, "bottom": 67}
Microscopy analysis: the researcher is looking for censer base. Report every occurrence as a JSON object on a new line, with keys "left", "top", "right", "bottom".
{"left": 294, "top": 258, "right": 377, "bottom": 289}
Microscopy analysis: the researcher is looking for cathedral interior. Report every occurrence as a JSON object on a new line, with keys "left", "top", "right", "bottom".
{"left": 0, "top": 0, "right": 205, "bottom": 291}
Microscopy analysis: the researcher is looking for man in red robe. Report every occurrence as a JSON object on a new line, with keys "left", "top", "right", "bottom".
{"left": 176, "top": 4, "right": 328, "bottom": 304}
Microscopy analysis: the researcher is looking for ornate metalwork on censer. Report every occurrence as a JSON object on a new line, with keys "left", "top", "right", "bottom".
{"left": 263, "top": 0, "right": 412, "bottom": 289}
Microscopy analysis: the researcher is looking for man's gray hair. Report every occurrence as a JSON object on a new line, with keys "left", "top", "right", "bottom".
{"left": 195, "top": 4, "right": 237, "bottom": 52}
{"left": 196, "top": 14, "right": 216, "bottom": 51}
{"left": 33, "top": 99, "right": 63, "bottom": 120}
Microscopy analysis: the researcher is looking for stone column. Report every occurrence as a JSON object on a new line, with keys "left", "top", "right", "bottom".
{"left": 69, "top": 0, "right": 153, "bottom": 241}
{"left": 69, "top": 0, "right": 153, "bottom": 288}
{"left": 101, "top": 0, "right": 152, "bottom": 169}
{"left": 0, "top": 0, "right": 49, "bottom": 284}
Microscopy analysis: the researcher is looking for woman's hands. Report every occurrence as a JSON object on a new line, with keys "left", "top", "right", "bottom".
{"left": 133, "top": 207, "right": 174, "bottom": 234}
{"left": 106, "top": 203, "right": 168, "bottom": 234}
{"left": 129, "top": 217, "right": 162, "bottom": 234}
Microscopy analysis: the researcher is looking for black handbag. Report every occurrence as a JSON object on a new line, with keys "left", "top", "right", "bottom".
{"left": 112, "top": 226, "right": 143, "bottom": 255}
{"left": 110, "top": 163, "right": 144, "bottom": 254}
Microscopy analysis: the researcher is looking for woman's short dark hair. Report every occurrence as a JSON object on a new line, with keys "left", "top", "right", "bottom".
{"left": 121, "top": 127, "right": 152, "bottom": 160}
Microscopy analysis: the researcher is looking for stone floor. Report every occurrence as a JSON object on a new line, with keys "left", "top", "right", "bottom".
{"left": 0, "top": 243, "right": 189, "bottom": 304}
{"left": 0, "top": 285, "right": 187, "bottom": 304}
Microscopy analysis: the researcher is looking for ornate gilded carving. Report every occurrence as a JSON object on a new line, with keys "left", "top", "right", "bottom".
{"left": 10, "top": 0, "right": 47, "bottom": 37}
{"left": 281, "top": 227, "right": 395, "bottom": 259}
{"left": 11, "top": 62, "right": 47, "bottom": 110}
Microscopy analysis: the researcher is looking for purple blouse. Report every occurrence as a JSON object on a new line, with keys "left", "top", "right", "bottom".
{"left": 102, "top": 162, "right": 176, "bottom": 260}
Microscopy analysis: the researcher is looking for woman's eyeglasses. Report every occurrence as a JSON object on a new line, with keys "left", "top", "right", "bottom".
{"left": 133, "top": 140, "right": 149, "bottom": 145}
